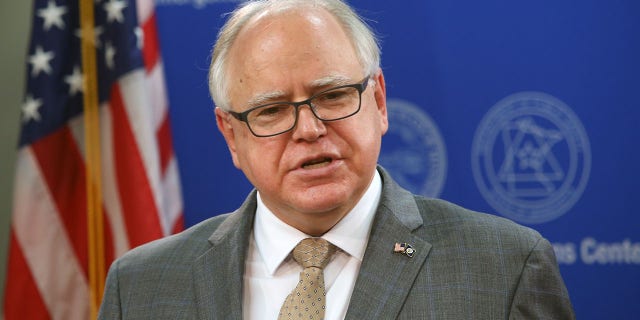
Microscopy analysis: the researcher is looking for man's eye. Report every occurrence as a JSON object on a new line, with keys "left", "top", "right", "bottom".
{"left": 319, "top": 89, "right": 348, "bottom": 101}
{"left": 255, "top": 104, "right": 289, "bottom": 117}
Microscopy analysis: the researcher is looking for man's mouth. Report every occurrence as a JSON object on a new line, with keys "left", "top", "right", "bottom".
{"left": 301, "top": 157, "right": 333, "bottom": 169}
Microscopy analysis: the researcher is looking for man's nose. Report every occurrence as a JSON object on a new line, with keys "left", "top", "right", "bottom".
{"left": 291, "top": 105, "right": 327, "bottom": 141}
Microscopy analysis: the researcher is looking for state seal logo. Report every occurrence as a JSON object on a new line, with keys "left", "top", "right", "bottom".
{"left": 380, "top": 98, "right": 447, "bottom": 198}
{"left": 471, "top": 92, "right": 591, "bottom": 224}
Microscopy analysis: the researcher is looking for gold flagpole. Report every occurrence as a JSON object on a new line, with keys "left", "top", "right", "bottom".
{"left": 79, "top": 0, "right": 105, "bottom": 318}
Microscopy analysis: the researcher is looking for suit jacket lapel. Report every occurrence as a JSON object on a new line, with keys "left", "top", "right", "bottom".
{"left": 345, "top": 168, "right": 432, "bottom": 319}
{"left": 192, "top": 192, "right": 257, "bottom": 320}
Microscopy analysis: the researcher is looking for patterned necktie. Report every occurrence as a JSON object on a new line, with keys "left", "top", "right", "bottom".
{"left": 278, "top": 238, "right": 337, "bottom": 320}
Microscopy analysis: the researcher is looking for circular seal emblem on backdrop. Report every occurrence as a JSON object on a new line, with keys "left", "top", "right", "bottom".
{"left": 380, "top": 98, "right": 447, "bottom": 198}
{"left": 471, "top": 92, "right": 591, "bottom": 224}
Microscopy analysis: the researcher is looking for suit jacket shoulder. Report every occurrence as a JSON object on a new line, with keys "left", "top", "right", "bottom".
{"left": 98, "top": 192, "right": 257, "bottom": 319}
{"left": 114, "top": 212, "right": 231, "bottom": 271}
{"left": 416, "top": 197, "right": 544, "bottom": 253}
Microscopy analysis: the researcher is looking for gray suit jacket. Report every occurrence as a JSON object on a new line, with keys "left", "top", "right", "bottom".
{"left": 99, "top": 167, "right": 574, "bottom": 319}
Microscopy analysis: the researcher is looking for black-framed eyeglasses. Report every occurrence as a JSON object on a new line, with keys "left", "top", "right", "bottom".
{"left": 226, "top": 76, "right": 370, "bottom": 137}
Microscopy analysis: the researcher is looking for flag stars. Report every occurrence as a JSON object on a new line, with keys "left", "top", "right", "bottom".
{"left": 104, "top": 0, "right": 128, "bottom": 23}
{"left": 65, "top": 66, "right": 84, "bottom": 96}
{"left": 38, "top": 0, "right": 67, "bottom": 31}
{"left": 105, "top": 42, "right": 117, "bottom": 69}
{"left": 22, "top": 95, "right": 43, "bottom": 123}
{"left": 29, "top": 46, "right": 55, "bottom": 77}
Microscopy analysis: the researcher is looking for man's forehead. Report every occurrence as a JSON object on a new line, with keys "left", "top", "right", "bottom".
{"left": 247, "top": 5, "right": 329, "bottom": 31}
{"left": 234, "top": 5, "right": 352, "bottom": 59}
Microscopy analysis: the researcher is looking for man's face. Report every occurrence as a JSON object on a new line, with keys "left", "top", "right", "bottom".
{"left": 215, "top": 8, "right": 388, "bottom": 235}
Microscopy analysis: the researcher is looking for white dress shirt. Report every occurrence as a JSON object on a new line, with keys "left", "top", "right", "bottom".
{"left": 242, "top": 171, "right": 382, "bottom": 320}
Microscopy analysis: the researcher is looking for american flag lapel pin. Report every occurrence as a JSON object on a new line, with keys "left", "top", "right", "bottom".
{"left": 394, "top": 242, "right": 415, "bottom": 258}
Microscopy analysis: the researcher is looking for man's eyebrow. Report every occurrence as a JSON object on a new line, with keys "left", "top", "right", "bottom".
{"left": 310, "top": 75, "right": 352, "bottom": 88}
{"left": 246, "top": 90, "right": 287, "bottom": 107}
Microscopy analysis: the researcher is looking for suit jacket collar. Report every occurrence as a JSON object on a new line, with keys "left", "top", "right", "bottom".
{"left": 191, "top": 166, "right": 431, "bottom": 319}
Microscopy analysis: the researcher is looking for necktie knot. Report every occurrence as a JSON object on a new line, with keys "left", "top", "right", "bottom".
{"left": 293, "top": 238, "right": 336, "bottom": 269}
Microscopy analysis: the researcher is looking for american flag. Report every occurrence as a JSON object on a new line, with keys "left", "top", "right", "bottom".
{"left": 3, "top": 0, "right": 183, "bottom": 318}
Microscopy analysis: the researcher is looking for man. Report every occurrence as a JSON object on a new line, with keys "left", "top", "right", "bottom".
{"left": 99, "top": 0, "right": 575, "bottom": 319}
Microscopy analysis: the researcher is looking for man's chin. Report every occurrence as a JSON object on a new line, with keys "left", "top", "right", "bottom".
{"left": 289, "top": 192, "right": 355, "bottom": 216}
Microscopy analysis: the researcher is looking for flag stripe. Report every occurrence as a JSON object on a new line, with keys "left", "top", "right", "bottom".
{"left": 67, "top": 111, "right": 123, "bottom": 262}
{"left": 98, "top": 104, "right": 132, "bottom": 257}
{"left": 118, "top": 70, "right": 168, "bottom": 233}
{"left": 141, "top": 14, "right": 161, "bottom": 73}
{"left": 136, "top": 0, "right": 154, "bottom": 26}
{"left": 157, "top": 112, "right": 173, "bottom": 173}
{"left": 148, "top": 62, "right": 169, "bottom": 136}
{"left": 110, "top": 83, "right": 164, "bottom": 247}
{"left": 172, "top": 214, "right": 185, "bottom": 235}
{"left": 30, "top": 126, "right": 89, "bottom": 276}
{"left": 101, "top": 206, "right": 117, "bottom": 278}
{"left": 160, "top": 157, "right": 183, "bottom": 234}
{"left": 11, "top": 148, "right": 90, "bottom": 319}
{"left": 3, "top": 232, "right": 50, "bottom": 319}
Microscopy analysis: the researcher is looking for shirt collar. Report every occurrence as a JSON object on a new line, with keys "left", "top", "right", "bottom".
{"left": 253, "top": 170, "right": 382, "bottom": 276}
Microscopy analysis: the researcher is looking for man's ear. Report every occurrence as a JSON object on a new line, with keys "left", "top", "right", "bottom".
{"left": 372, "top": 69, "right": 389, "bottom": 135}
{"left": 215, "top": 107, "right": 241, "bottom": 168}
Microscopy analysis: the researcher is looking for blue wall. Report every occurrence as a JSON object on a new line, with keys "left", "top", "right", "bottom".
{"left": 155, "top": 1, "right": 640, "bottom": 318}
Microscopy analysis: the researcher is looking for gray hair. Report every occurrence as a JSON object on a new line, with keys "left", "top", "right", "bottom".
{"left": 208, "top": 0, "right": 381, "bottom": 110}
